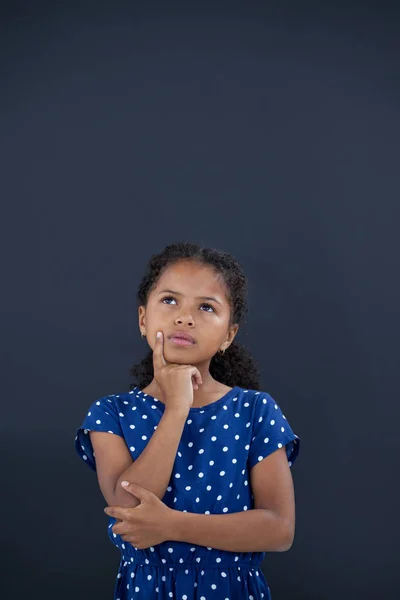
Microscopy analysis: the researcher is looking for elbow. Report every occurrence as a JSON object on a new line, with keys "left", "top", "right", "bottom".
{"left": 278, "top": 519, "right": 295, "bottom": 552}
{"left": 112, "top": 478, "right": 141, "bottom": 509}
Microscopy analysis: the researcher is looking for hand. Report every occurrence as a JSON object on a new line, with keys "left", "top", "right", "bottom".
{"left": 104, "top": 481, "right": 176, "bottom": 550}
{"left": 153, "top": 331, "right": 202, "bottom": 411}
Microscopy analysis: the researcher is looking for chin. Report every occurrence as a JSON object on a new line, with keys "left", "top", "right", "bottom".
{"left": 165, "top": 347, "right": 199, "bottom": 363}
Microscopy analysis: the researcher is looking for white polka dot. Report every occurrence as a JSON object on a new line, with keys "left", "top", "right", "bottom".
{"left": 130, "top": 424, "right": 135, "bottom": 429}
{"left": 130, "top": 446, "right": 135, "bottom": 451}
{"left": 270, "top": 420, "right": 275, "bottom": 425}
{"left": 119, "top": 413, "right": 124, "bottom": 417}
{"left": 211, "top": 436, "right": 217, "bottom": 441}
{"left": 220, "top": 471, "right": 225, "bottom": 476}
{"left": 199, "top": 449, "right": 204, "bottom": 454}
{"left": 175, "top": 473, "right": 181, "bottom": 478}
{"left": 223, "top": 446, "right": 228, "bottom": 452}
{"left": 96, "top": 420, "right": 101, "bottom": 424}
{"left": 198, "top": 472, "right": 204, "bottom": 478}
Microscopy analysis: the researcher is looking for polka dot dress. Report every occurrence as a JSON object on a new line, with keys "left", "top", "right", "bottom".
{"left": 75, "top": 386, "right": 300, "bottom": 599}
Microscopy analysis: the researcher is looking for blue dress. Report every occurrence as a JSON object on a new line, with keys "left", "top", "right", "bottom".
{"left": 75, "top": 385, "right": 300, "bottom": 600}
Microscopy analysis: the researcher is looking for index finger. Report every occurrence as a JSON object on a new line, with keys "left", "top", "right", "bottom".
{"left": 104, "top": 506, "right": 128, "bottom": 520}
{"left": 152, "top": 331, "right": 167, "bottom": 371}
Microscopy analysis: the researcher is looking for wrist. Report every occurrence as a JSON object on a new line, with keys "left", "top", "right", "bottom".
{"left": 166, "top": 508, "right": 184, "bottom": 542}
{"left": 163, "top": 405, "right": 190, "bottom": 419}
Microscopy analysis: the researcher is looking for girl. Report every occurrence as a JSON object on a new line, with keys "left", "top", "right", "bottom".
{"left": 75, "top": 241, "right": 300, "bottom": 600}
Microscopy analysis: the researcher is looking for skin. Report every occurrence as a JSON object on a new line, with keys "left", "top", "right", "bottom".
{"left": 138, "top": 259, "right": 239, "bottom": 408}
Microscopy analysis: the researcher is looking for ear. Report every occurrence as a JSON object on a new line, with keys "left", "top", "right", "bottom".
{"left": 138, "top": 305, "right": 146, "bottom": 331}
{"left": 225, "top": 323, "right": 239, "bottom": 348}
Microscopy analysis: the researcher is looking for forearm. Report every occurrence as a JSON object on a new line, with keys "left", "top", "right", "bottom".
{"left": 171, "top": 508, "right": 293, "bottom": 553}
{"left": 113, "top": 408, "right": 188, "bottom": 508}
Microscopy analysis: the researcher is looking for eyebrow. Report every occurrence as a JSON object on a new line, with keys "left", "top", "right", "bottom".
{"left": 158, "top": 289, "right": 223, "bottom": 306}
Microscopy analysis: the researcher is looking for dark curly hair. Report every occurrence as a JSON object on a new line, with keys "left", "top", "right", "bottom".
{"left": 129, "top": 241, "right": 262, "bottom": 391}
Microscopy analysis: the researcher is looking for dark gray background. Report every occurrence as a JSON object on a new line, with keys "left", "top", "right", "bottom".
{"left": 1, "top": 1, "right": 399, "bottom": 598}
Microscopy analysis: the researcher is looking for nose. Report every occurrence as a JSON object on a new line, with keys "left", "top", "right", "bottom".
{"left": 175, "top": 315, "right": 194, "bottom": 327}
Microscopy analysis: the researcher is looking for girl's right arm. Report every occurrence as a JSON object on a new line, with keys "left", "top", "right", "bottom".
{"left": 90, "top": 331, "right": 201, "bottom": 508}
{"left": 90, "top": 406, "right": 189, "bottom": 508}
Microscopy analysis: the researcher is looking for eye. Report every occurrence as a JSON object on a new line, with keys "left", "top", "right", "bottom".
{"left": 161, "top": 296, "right": 177, "bottom": 305}
{"left": 200, "top": 303, "right": 215, "bottom": 313}
{"left": 161, "top": 296, "right": 215, "bottom": 313}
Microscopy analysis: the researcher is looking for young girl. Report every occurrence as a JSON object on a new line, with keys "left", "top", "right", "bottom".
{"left": 75, "top": 241, "right": 300, "bottom": 600}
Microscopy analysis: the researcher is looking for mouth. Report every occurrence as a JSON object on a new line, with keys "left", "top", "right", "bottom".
{"left": 168, "top": 332, "right": 196, "bottom": 347}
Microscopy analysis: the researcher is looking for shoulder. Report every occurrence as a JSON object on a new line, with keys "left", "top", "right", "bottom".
{"left": 233, "top": 386, "right": 270, "bottom": 406}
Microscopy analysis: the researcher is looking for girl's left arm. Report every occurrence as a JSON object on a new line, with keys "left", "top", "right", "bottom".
{"left": 170, "top": 507, "right": 292, "bottom": 553}
{"left": 170, "top": 446, "right": 296, "bottom": 553}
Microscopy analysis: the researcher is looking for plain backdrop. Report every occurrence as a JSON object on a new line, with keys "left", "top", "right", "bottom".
{"left": 1, "top": 1, "right": 399, "bottom": 598}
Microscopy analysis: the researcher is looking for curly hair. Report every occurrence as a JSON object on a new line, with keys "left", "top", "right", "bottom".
{"left": 129, "top": 241, "right": 262, "bottom": 391}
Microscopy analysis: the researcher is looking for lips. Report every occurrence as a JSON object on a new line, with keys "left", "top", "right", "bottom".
{"left": 169, "top": 331, "right": 196, "bottom": 343}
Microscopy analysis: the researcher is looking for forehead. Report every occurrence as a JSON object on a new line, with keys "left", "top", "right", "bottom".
{"left": 153, "top": 260, "right": 228, "bottom": 299}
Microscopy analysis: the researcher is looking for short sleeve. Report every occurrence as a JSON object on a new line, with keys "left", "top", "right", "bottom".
{"left": 74, "top": 395, "right": 124, "bottom": 472}
{"left": 248, "top": 392, "right": 300, "bottom": 470}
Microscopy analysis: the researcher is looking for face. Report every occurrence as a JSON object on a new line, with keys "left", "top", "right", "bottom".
{"left": 138, "top": 260, "right": 239, "bottom": 365}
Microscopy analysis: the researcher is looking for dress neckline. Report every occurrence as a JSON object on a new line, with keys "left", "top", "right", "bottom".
{"left": 132, "top": 385, "right": 240, "bottom": 413}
